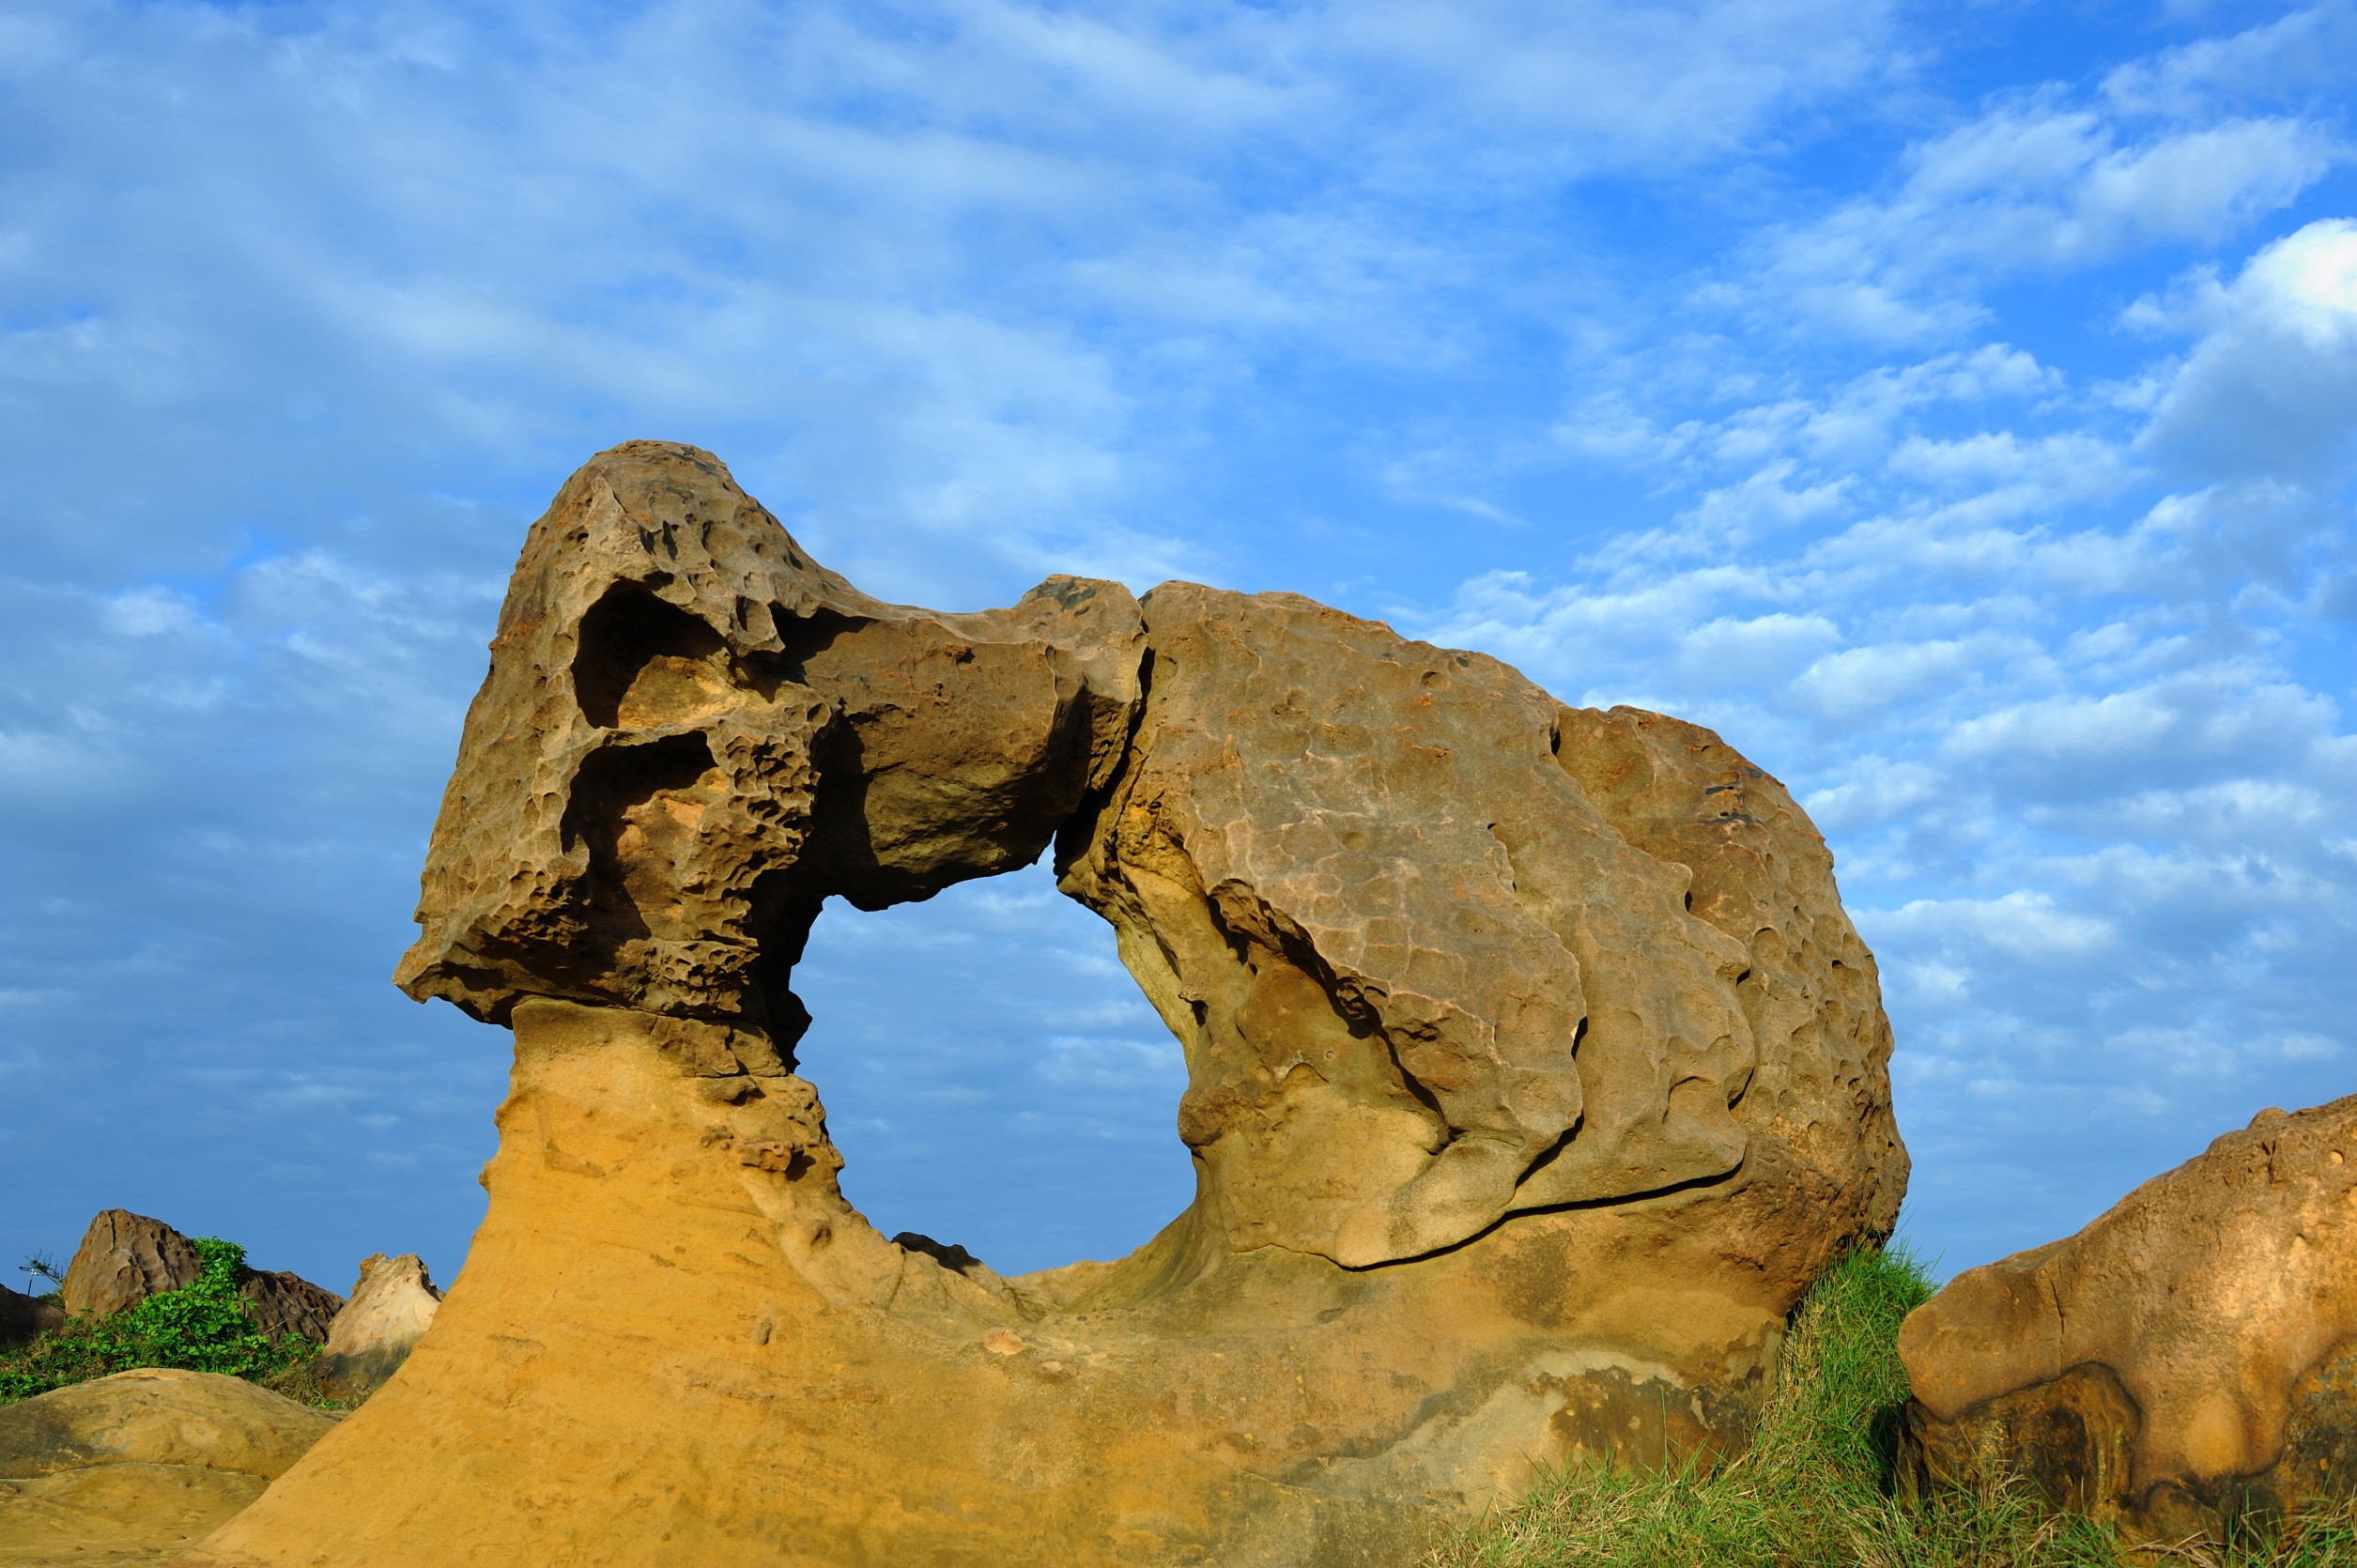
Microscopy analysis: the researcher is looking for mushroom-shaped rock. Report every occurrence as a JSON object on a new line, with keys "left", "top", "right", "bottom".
{"left": 187, "top": 441, "right": 1907, "bottom": 1568}
{"left": 1899, "top": 1095, "right": 2357, "bottom": 1544}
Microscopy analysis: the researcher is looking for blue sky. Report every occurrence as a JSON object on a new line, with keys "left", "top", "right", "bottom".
{"left": 2, "top": 0, "right": 2352, "bottom": 1296}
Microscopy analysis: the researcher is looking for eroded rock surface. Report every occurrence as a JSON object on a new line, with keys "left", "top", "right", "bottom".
{"left": 317, "top": 1255, "right": 442, "bottom": 1402}
{"left": 0, "top": 1368, "right": 336, "bottom": 1566}
{"left": 1900, "top": 1096, "right": 2357, "bottom": 1543}
{"left": 190, "top": 441, "right": 1904, "bottom": 1567}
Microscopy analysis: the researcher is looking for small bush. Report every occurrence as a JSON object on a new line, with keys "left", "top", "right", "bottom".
{"left": 0, "top": 1237, "right": 319, "bottom": 1405}
{"left": 1425, "top": 1242, "right": 2354, "bottom": 1568}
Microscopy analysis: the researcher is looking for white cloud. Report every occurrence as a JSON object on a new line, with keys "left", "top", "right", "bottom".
{"left": 1871, "top": 890, "right": 2118, "bottom": 963}
{"left": 1946, "top": 673, "right": 2334, "bottom": 783}
{"left": 1751, "top": 104, "right": 2338, "bottom": 340}
{"left": 101, "top": 586, "right": 211, "bottom": 639}
{"left": 2103, "top": 2, "right": 2357, "bottom": 119}
{"left": 1801, "top": 757, "right": 1943, "bottom": 830}
{"left": 2138, "top": 219, "right": 2357, "bottom": 484}
{"left": 1885, "top": 431, "right": 2129, "bottom": 496}
{"left": 1793, "top": 636, "right": 1995, "bottom": 718}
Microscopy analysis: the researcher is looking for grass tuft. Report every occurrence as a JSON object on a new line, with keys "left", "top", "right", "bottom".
{"left": 1427, "top": 1244, "right": 2357, "bottom": 1568}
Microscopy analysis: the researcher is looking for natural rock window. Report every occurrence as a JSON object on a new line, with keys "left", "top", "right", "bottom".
{"left": 190, "top": 440, "right": 1908, "bottom": 1568}
{"left": 790, "top": 859, "right": 1192, "bottom": 1274}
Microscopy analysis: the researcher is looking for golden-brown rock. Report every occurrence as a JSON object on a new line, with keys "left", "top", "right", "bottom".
{"left": 1058, "top": 590, "right": 1904, "bottom": 1268}
{"left": 62, "top": 1212, "right": 200, "bottom": 1319}
{"left": 0, "top": 1368, "right": 336, "bottom": 1566}
{"left": 1899, "top": 1096, "right": 2357, "bottom": 1544}
{"left": 188, "top": 441, "right": 1904, "bottom": 1567}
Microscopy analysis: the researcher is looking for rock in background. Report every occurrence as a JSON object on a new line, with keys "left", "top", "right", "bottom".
{"left": 236, "top": 1272, "right": 344, "bottom": 1349}
{"left": 0, "top": 1367, "right": 338, "bottom": 1565}
{"left": 1899, "top": 1095, "right": 2357, "bottom": 1544}
{"left": 57, "top": 1210, "right": 343, "bottom": 1345}
{"left": 0, "top": 1285, "right": 64, "bottom": 1351}
{"left": 317, "top": 1255, "right": 442, "bottom": 1402}
{"left": 61, "top": 1211, "right": 200, "bottom": 1318}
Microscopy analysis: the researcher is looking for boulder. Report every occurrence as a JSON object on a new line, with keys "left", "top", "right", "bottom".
{"left": 186, "top": 441, "right": 1907, "bottom": 1568}
{"left": 0, "top": 1367, "right": 336, "bottom": 1565}
{"left": 1899, "top": 1096, "right": 2357, "bottom": 1544}
{"left": 57, "top": 1210, "right": 342, "bottom": 1346}
{"left": 0, "top": 1284, "right": 64, "bottom": 1350}
{"left": 61, "top": 1211, "right": 200, "bottom": 1318}
{"left": 236, "top": 1272, "right": 344, "bottom": 1349}
{"left": 317, "top": 1254, "right": 442, "bottom": 1401}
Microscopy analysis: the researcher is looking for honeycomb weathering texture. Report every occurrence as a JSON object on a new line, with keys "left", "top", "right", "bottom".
{"left": 193, "top": 441, "right": 1906, "bottom": 1567}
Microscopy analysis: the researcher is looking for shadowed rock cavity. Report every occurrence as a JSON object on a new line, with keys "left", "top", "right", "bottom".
{"left": 195, "top": 441, "right": 1907, "bottom": 1568}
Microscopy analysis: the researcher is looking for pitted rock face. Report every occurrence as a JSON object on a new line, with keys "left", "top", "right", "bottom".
{"left": 239, "top": 439, "right": 1911, "bottom": 1568}
{"left": 394, "top": 440, "right": 1146, "bottom": 1036}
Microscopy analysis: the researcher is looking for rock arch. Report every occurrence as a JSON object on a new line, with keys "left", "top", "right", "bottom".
{"left": 190, "top": 442, "right": 1906, "bottom": 1567}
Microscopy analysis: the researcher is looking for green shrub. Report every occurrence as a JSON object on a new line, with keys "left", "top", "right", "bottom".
{"left": 1425, "top": 1242, "right": 2357, "bottom": 1568}
{"left": 0, "top": 1237, "right": 318, "bottom": 1405}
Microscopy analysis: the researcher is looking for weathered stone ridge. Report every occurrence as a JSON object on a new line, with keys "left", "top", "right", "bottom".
{"left": 192, "top": 441, "right": 1905, "bottom": 1567}
{"left": 1899, "top": 1095, "right": 2357, "bottom": 1544}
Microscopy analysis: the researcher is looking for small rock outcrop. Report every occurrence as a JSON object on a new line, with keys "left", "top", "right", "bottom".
{"left": 317, "top": 1254, "right": 443, "bottom": 1401}
{"left": 0, "top": 1367, "right": 337, "bottom": 1564}
{"left": 188, "top": 442, "right": 1907, "bottom": 1568}
{"left": 237, "top": 1272, "right": 345, "bottom": 1348}
{"left": 62, "top": 1210, "right": 201, "bottom": 1317}
{"left": 57, "top": 1210, "right": 343, "bottom": 1345}
{"left": 0, "top": 1284, "right": 64, "bottom": 1349}
{"left": 1900, "top": 1096, "right": 2357, "bottom": 1544}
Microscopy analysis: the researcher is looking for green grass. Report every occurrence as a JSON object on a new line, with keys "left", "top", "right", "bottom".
{"left": 0, "top": 1237, "right": 323, "bottom": 1406}
{"left": 1426, "top": 1244, "right": 2357, "bottom": 1568}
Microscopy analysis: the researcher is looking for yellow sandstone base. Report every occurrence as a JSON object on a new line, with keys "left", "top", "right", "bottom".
{"left": 183, "top": 1001, "right": 1789, "bottom": 1567}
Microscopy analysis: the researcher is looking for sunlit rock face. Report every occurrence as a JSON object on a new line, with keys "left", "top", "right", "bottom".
{"left": 1900, "top": 1097, "right": 2357, "bottom": 1545}
{"left": 193, "top": 441, "right": 1906, "bottom": 1568}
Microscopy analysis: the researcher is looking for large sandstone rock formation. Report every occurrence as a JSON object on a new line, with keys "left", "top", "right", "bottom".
{"left": 188, "top": 441, "right": 1905, "bottom": 1567}
{"left": 1900, "top": 1096, "right": 2357, "bottom": 1544}
{"left": 316, "top": 1254, "right": 442, "bottom": 1403}
{"left": 58, "top": 1212, "right": 341, "bottom": 1347}
{"left": 0, "top": 1368, "right": 336, "bottom": 1566}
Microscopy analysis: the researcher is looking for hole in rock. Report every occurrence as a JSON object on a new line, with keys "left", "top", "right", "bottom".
{"left": 572, "top": 585, "right": 729, "bottom": 729}
{"left": 790, "top": 856, "right": 1194, "bottom": 1276}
